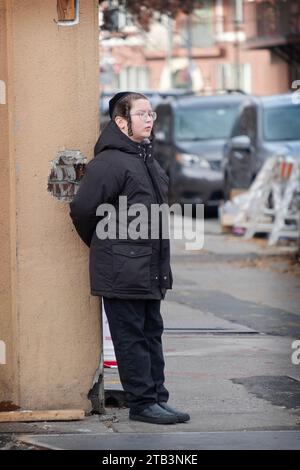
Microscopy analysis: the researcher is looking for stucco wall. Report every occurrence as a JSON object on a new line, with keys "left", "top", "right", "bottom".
{"left": 0, "top": 0, "right": 101, "bottom": 411}
{"left": 0, "top": 0, "right": 17, "bottom": 410}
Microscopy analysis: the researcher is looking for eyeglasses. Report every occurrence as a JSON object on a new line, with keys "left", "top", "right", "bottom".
{"left": 130, "top": 111, "right": 157, "bottom": 122}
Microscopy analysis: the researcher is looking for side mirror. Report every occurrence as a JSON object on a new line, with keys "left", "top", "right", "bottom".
{"left": 155, "top": 130, "right": 166, "bottom": 142}
{"left": 231, "top": 135, "right": 251, "bottom": 150}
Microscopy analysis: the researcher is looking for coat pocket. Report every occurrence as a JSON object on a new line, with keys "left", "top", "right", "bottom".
{"left": 112, "top": 243, "right": 152, "bottom": 293}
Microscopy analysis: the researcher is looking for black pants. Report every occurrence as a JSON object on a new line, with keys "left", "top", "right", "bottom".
{"left": 102, "top": 297, "right": 169, "bottom": 414}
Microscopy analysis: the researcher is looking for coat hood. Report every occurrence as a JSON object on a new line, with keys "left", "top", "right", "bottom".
{"left": 94, "top": 120, "right": 154, "bottom": 157}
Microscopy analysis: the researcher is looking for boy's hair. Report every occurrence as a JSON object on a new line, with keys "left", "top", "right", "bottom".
{"left": 112, "top": 92, "right": 152, "bottom": 137}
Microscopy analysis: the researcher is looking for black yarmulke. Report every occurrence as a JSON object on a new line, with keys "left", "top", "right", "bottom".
{"left": 109, "top": 91, "right": 133, "bottom": 119}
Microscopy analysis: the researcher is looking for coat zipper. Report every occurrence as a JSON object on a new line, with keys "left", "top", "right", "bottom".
{"left": 140, "top": 147, "right": 158, "bottom": 204}
{"left": 140, "top": 146, "right": 162, "bottom": 284}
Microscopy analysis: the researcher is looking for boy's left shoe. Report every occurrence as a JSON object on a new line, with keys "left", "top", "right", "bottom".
{"left": 158, "top": 402, "right": 190, "bottom": 423}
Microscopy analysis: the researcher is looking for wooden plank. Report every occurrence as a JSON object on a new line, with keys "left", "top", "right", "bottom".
{"left": 0, "top": 409, "right": 85, "bottom": 422}
{"left": 57, "top": 0, "right": 76, "bottom": 22}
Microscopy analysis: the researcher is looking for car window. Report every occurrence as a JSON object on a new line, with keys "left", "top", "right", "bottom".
{"left": 174, "top": 105, "right": 239, "bottom": 141}
{"left": 263, "top": 104, "right": 300, "bottom": 141}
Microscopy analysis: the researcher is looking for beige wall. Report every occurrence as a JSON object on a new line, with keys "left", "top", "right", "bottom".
{"left": 0, "top": 0, "right": 16, "bottom": 409}
{"left": 0, "top": 0, "right": 101, "bottom": 411}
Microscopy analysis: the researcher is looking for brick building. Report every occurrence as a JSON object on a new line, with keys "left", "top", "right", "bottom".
{"left": 99, "top": 0, "right": 297, "bottom": 96}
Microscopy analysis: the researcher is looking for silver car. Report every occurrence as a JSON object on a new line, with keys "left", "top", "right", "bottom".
{"left": 223, "top": 93, "right": 300, "bottom": 199}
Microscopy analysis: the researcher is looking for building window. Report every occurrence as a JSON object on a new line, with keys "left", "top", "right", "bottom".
{"left": 216, "top": 63, "right": 251, "bottom": 93}
{"left": 192, "top": 2, "right": 214, "bottom": 47}
{"left": 118, "top": 67, "right": 149, "bottom": 90}
{"left": 230, "top": 0, "right": 244, "bottom": 24}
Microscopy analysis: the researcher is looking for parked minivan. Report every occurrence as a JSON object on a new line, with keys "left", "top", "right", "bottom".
{"left": 223, "top": 93, "right": 300, "bottom": 199}
{"left": 153, "top": 92, "right": 248, "bottom": 206}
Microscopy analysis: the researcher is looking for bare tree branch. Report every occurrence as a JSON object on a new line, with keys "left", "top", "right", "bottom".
{"left": 99, "top": 0, "right": 198, "bottom": 31}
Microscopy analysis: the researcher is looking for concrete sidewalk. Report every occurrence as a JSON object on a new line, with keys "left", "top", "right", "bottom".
{"left": 8, "top": 297, "right": 300, "bottom": 449}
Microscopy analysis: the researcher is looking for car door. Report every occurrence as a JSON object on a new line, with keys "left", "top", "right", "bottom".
{"left": 227, "top": 105, "right": 257, "bottom": 188}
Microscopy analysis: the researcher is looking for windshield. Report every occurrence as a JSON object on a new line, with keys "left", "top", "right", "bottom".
{"left": 174, "top": 105, "right": 240, "bottom": 141}
{"left": 263, "top": 104, "right": 300, "bottom": 141}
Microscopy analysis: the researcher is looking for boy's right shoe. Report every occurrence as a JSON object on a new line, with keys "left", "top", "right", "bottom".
{"left": 129, "top": 403, "right": 178, "bottom": 424}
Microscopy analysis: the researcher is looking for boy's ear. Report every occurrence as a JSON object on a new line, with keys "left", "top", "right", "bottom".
{"left": 115, "top": 116, "right": 127, "bottom": 130}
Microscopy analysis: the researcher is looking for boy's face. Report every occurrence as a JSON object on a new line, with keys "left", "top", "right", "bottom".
{"left": 115, "top": 99, "right": 154, "bottom": 142}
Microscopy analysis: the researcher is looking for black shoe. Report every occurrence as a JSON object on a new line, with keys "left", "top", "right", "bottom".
{"left": 158, "top": 402, "right": 190, "bottom": 423}
{"left": 129, "top": 403, "right": 178, "bottom": 424}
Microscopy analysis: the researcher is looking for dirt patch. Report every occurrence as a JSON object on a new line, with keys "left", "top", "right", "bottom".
{"left": 0, "top": 401, "right": 20, "bottom": 412}
{"left": 226, "top": 234, "right": 269, "bottom": 248}
{"left": 232, "top": 254, "right": 300, "bottom": 277}
{"left": 0, "top": 434, "right": 41, "bottom": 450}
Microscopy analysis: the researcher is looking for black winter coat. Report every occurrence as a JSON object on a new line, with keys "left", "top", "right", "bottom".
{"left": 69, "top": 120, "right": 173, "bottom": 300}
